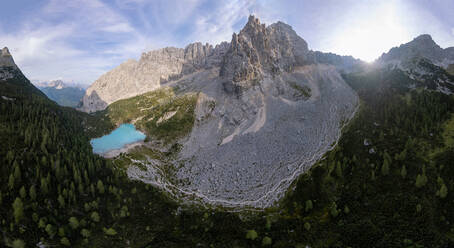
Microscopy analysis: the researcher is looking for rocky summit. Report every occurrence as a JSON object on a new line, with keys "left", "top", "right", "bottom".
{"left": 0, "top": 47, "right": 19, "bottom": 81}
{"left": 80, "top": 41, "right": 230, "bottom": 113}
{"left": 378, "top": 34, "right": 454, "bottom": 94}
{"left": 378, "top": 34, "right": 454, "bottom": 68}
{"left": 80, "top": 16, "right": 362, "bottom": 113}
{"left": 82, "top": 16, "right": 360, "bottom": 207}
{"left": 0, "top": 47, "right": 16, "bottom": 68}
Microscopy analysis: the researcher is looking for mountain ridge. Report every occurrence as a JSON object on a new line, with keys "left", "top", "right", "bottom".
{"left": 37, "top": 80, "right": 86, "bottom": 107}
{"left": 378, "top": 34, "right": 454, "bottom": 68}
{"left": 80, "top": 15, "right": 363, "bottom": 113}
{"left": 87, "top": 16, "right": 360, "bottom": 207}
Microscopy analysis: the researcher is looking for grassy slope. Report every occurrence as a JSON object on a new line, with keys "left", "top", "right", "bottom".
{"left": 105, "top": 87, "right": 198, "bottom": 144}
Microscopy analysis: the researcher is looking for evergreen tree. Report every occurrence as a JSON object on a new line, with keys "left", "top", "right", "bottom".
{"left": 19, "top": 186, "right": 26, "bottom": 199}
{"left": 58, "top": 194, "right": 65, "bottom": 208}
{"left": 68, "top": 217, "right": 79, "bottom": 230}
{"left": 8, "top": 174, "right": 15, "bottom": 190}
{"left": 415, "top": 174, "right": 428, "bottom": 188}
{"left": 60, "top": 237, "right": 71, "bottom": 247}
{"left": 13, "top": 161, "right": 21, "bottom": 183}
{"left": 12, "top": 197, "right": 24, "bottom": 223}
{"left": 439, "top": 184, "right": 448, "bottom": 198}
{"left": 381, "top": 159, "right": 390, "bottom": 176}
{"left": 91, "top": 211, "right": 100, "bottom": 223}
{"left": 401, "top": 165, "right": 407, "bottom": 179}
{"left": 97, "top": 180, "right": 105, "bottom": 194}
{"left": 29, "top": 185, "right": 37, "bottom": 201}
{"left": 305, "top": 200, "right": 313, "bottom": 212}
{"left": 11, "top": 239, "right": 25, "bottom": 248}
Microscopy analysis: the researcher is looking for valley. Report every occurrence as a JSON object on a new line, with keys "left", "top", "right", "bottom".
{"left": 1, "top": 9, "right": 454, "bottom": 248}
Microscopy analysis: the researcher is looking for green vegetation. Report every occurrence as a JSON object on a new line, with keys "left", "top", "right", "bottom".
{"left": 105, "top": 87, "right": 198, "bottom": 144}
{"left": 441, "top": 113, "right": 454, "bottom": 147}
{"left": 288, "top": 81, "right": 311, "bottom": 98}
{"left": 447, "top": 64, "right": 454, "bottom": 76}
{"left": 3, "top": 63, "right": 454, "bottom": 247}
{"left": 246, "top": 230, "right": 258, "bottom": 240}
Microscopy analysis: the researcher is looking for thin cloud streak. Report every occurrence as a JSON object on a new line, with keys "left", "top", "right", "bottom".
{"left": 0, "top": 0, "right": 453, "bottom": 85}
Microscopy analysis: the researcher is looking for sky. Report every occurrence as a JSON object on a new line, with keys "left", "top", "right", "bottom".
{"left": 1, "top": 0, "right": 453, "bottom": 86}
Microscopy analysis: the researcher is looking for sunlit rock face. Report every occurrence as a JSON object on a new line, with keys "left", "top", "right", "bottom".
{"left": 116, "top": 16, "right": 359, "bottom": 208}
{"left": 0, "top": 47, "right": 16, "bottom": 68}
{"left": 0, "top": 47, "right": 19, "bottom": 81}
{"left": 220, "top": 16, "right": 312, "bottom": 94}
{"left": 80, "top": 43, "right": 229, "bottom": 113}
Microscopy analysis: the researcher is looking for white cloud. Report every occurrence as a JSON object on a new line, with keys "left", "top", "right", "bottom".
{"left": 190, "top": 0, "right": 256, "bottom": 46}
{"left": 6, "top": 0, "right": 451, "bottom": 86}
{"left": 0, "top": 0, "right": 153, "bottom": 85}
{"left": 101, "top": 23, "right": 134, "bottom": 33}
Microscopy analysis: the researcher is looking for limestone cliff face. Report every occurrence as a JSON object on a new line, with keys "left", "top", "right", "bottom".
{"left": 0, "top": 47, "right": 19, "bottom": 81}
{"left": 80, "top": 15, "right": 360, "bottom": 113}
{"left": 80, "top": 42, "right": 228, "bottom": 113}
{"left": 220, "top": 16, "right": 311, "bottom": 93}
{"left": 0, "top": 47, "right": 17, "bottom": 68}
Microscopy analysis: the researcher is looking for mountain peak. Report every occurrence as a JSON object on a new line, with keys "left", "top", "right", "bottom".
{"left": 414, "top": 34, "right": 433, "bottom": 41}
{"left": 410, "top": 34, "right": 438, "bottom": 47}
{"left": 0, "top": 46, "right": 17, "bottom": 68}
{"left": 378, "top": 34, "right": 448, "bottom": 66}
{"left": 220, "top": 16, "right": 310, "bottom": 93}
{"left": 244, "top": 15, "right": 262, "bottom": 28}
{"left": 237, "top": 15, "right": 267, "bottom": 39}
{"left": 2, "top": 47, "right": 11, "bottom": 56}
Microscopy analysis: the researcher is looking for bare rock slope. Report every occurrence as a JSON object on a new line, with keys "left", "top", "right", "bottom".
{"left": 89, "top": 16, "right": 359, "bottom": 208}
{"left": 80, "top": 42, "right": 229, "bottom": 112}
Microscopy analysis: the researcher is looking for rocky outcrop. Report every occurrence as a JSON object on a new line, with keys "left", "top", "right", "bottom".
{"left": 0, "top": 47, "right": 17, "bottom": 68}
{"left": 80, "top": 42, "right": 229, "bottom": 113}
{"left": 119, "top": 16, "right": 359, "bottom": 208}
{"left": 378, "top": 34, "right": 454, "bottom": 68}
{"left": 312, "top": 51, "right": 365, "bottom": 73}
{"left": 220, "top": 16, "right": 312, "bottom": 93}
{"left": 81, "top": 15, "right": 363, "bottom": 113}
{"left": 0, "top": 47, "right": 19, "bottom": 81}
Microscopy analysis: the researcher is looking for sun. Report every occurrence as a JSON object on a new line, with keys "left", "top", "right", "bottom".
{"left": 328, "top": 1, "right": 412, "bottom": 62}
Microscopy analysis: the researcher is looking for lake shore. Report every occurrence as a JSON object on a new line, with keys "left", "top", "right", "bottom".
{"left": 101, "top": 141, "right": 145, "bottom": 158}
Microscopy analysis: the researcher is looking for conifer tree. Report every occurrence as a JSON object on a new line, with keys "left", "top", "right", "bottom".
{"left": 12, "top": 197, "right": 24, "bottom": 223}
{"left": 401, "top": 165, "right": 407, "bottom": 179}
{"left": 381, "top": 159, "right": 390, "bottom": 176}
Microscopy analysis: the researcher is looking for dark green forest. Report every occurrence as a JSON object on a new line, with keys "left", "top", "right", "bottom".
{"left": 1, "top": 64, "right": 454, "bottom": 247}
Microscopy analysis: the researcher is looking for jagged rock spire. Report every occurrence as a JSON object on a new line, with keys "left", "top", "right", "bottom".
{"left": 220, "top": 15, "right": 311, "bottom": 94}
{"left": 0, "top": 47, "right": 17, "bottom": 68}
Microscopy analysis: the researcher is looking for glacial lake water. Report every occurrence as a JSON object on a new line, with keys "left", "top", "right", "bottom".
{"left": 90, "top": 123, "right": 146, "bottom": 154}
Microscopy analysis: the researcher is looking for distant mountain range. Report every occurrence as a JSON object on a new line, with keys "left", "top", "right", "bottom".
{"left": 34, "top": 80, "right": 85, "bottom": 108}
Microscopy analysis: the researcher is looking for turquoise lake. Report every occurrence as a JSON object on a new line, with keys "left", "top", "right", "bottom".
{"left": 90, "top": 123, "right": 146, "bottom": 154}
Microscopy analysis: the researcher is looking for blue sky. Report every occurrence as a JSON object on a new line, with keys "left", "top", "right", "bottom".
{"left": 1, "top": 0, "right": 453, "bottom": 85}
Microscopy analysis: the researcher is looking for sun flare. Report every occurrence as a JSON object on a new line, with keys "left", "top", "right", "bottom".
{"left": 330, "top": 1, "right": 412, "bottom": 62}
